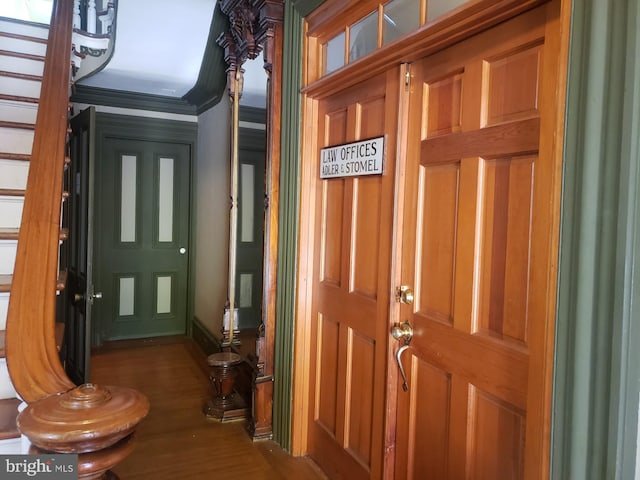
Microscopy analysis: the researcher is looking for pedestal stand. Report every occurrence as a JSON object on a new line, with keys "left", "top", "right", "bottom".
{"left": 203, "top": 352, "right": 248, "bottom": 421}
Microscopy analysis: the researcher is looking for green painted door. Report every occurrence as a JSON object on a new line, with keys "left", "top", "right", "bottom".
{"left": 95, "top": 138, "right": 191, "bottom": 340}
{"left": 235, "top": 128, "right": 266, "bottom": 330}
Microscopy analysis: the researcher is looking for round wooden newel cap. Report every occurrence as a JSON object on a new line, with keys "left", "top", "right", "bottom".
{"left": 207, "top": 352, "right": 242, "bottom": 367}
{"left": 18, "top": 383, "right": 150, "bottom": 454}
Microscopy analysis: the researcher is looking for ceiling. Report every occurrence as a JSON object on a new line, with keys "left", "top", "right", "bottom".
{"left": 2, "top": 0, "right": 268, "bottom": 109}
{"left": 77, "top": 0, "right": 268, "bottom": 108}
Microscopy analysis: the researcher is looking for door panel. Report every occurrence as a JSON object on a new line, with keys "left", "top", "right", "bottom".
{"left": 308, "top": 71, "right": 398, "bottom": 480}
{"left": 96, "top": 138, "right": 190, "bottom": 340}
{"left": 235, "top": 129, "right": 266, "bottom": 330}
{"left": 395, "top": 5, "right": 555, "bottom": 479}
{"left": 65, "top": 106, "right": 95, "bottom": 384}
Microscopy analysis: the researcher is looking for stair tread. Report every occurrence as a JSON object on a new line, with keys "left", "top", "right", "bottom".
{"left": 0, "top": 189, "right": 25, "bottom": 197}
{"left": 0, "top": 94, "right": 39, "bottom": 104}
{"left": 0, "top": 272, "right": 67, "bottom": 293}
{"left": 0, "top": 228, "right": 69, "bottom": 240}
{"left": 0, "top": 49, "right": 45, "bottom": 62}
{"left": 0, "top": 275, "right": 11, "bottom": 293}
{"left": 0, "top": 120, "right": 34, "bottom": 130}
{"left": 0, "top": 228, "right": 19, "bottom": 240}
{"left": 0, "top": 31, "right": 48, "bottom": 45}
{"left": 0, "top": 323, "right": 65, "bottom": 358}
{"left": 0, "top": 228, "right": 68, "bottom": 241}
{"left": 0, "top": 153, "right": 30, "bottom": 162}
{"left": 0, "top": 397, "right": 21, "bottom": 441}
{"left": 0, "top": 70, "right": 42, "bottom": 82}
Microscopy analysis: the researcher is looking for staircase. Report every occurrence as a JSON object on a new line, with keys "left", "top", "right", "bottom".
{"left": 0, "top": 7, "right": 148, "bottom": 475}
{"left": 0, "top": 16, "right": 49, "bottom": 453}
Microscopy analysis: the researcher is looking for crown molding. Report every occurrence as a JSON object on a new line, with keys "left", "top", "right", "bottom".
{"left": 182, "top": 4, "right": 229, "bottom": 114}
{"left": 71, "top": 84, "right": 197, "bottom": 115}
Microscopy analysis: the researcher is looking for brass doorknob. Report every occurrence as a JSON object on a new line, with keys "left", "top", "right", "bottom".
{"left": 396, "top": 285, "right": 414, "bottom": 305}
{"left": 391, "top": 321, "right": 413, "bottom": 343}
{"left": 74, "top": 292, "right": 102, "bottom": 303}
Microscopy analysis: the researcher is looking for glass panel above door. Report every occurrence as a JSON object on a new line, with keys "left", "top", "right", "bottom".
{"left": 350, "top": 10, "right": 378, "bottom": 62}
{"left": 383, "top": 0, "right": 421, "bottom": 45}
{"left": 426, "top": 0, "right": 469, "bottom": 22}
{"left": 317, "top": 0, "right": 475, "bottom": 79}
{"left": 324, "top": 31, "right": 346, "bottom": 74}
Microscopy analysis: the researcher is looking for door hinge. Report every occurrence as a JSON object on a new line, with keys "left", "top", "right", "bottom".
{"left": 404, "top": 68, "right": 411, "bottom": 90}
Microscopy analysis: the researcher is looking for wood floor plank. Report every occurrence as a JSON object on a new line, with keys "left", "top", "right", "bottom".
{"left": 90, "top": 338, "right": 327, "bottom": 479}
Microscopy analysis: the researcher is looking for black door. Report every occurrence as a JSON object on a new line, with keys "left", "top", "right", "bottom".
{"left": 65, "top": 106, "right": 95, "bottom": 384}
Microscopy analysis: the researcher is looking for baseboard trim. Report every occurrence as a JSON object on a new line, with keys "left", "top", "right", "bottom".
{"left": 191, "top": 316, "right": 222, "bottom": 357}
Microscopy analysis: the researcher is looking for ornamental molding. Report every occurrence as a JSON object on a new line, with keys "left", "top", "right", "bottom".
{"left": 217, "top": 0, "right": 284, "bottom": 91}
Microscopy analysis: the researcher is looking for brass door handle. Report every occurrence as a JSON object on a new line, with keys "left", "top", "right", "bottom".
{"left": 396, "top": 344, "right": 410, "bottom": 392}
{"left": 74, "top": 291, "right": 102, "bottom": 303}
{"left": 391, "top": 321, "right": 413, "bottom": 392}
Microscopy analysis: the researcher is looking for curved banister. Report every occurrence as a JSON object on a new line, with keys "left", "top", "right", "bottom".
{"left": 6, "top": 0, "right": 76, "bottom": 402}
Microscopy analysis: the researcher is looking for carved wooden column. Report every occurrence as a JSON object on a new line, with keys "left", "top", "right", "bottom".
{"left": 217, "top": 0, "right": 284, "bottom": 440}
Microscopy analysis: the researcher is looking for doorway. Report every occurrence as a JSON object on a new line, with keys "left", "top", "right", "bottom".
{"left": 296, "top": 1, "right": 567, "bottom": 478}
{"left": 95, "top": 137, "right": 191, "bottom": 340}
{"left": 70, "top": 113, "right": 198, "bottom": 352}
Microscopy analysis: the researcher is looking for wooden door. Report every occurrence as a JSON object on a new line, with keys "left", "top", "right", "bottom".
{"left": 393, "top": 4, "right": 561, "bottom": 479}
{"left": 95, "top": 138, "right": 191, "bottom": 341}
{"left": 65, "top": 106, "right": 96, "bottom": 384}
{"left": 307, "top": 70, "right": 399, "bottom": 480}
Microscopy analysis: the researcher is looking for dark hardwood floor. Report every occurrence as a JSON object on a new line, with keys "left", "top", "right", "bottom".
{"left": 90, "top": 338, "right": 326, "bottom": 479}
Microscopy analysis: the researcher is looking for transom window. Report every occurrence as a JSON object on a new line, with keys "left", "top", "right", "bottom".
{"left": 322, "top": 0, "right": 469, "bottom": 75}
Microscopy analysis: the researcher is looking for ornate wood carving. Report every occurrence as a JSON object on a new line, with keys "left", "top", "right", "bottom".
{"left": 217, "top": 0, "right": 284, "bottom": 89}
{"left": 216, "top": 0, "right": 284, "bottom": 440}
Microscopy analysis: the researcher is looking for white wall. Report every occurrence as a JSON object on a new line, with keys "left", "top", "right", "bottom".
{"left": 194, "top": 97, "right": 231, "bottom": 337}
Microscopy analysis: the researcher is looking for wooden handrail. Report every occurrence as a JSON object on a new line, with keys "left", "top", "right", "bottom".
{"left": 6, "top": 0, "right": 76, "bottom": 403}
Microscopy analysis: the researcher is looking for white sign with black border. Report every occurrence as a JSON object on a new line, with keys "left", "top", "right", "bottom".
{"left": 320, "top": 136, "right": 385, "bottom": 179}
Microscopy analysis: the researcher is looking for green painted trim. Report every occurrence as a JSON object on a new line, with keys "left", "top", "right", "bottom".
{"left": 239, "top": 127, "right": 266, "bottom": 151}
{"left": 291, "top": 0, "right": 326, "bottom": 17}
{"left": 182, "top": 4, "right": 229, "bottom": 114}
{"left": 72, "top": 84, "right": 197, "bottom": 115}
{"left": 94, "top": 113, "right": 198, "bottom": 141}
{"left": 272, "top": 2, "right": 303, "bottom": 451}
{"left": 240, "top": 106, "right": 266, "bottom": 124}
{"left": 551, "top": 0, "right": 640, "bottom": 478}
